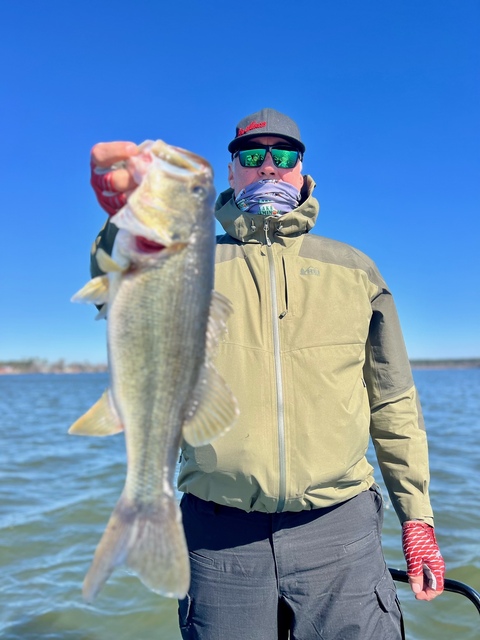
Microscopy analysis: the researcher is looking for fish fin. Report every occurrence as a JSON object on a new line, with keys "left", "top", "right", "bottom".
{"left": 182, "top": 290, "right": 238, "bottom": 447}
{"left": 206, "top": 290, "right": 234, "bottom": 353}
{"left": 182, "top": 362, "right": 239, "bottom": 447}
{"left": 82, "top": 492, "right": 189, "bottom": 602}
{"left": 68, "top": 390, "right": 123, "bottom": 436}
{"left": 71, "top": 276, "right": 109, "bottom": 305}
{"left": 96, "top": 248, "right": 125, "bottom": 273}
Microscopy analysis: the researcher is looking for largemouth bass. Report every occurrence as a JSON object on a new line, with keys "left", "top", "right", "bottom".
{"left": 70, "top": 140, "right": 238, "bottom": 601}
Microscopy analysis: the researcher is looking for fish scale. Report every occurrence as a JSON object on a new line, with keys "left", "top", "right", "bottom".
{"left": 112, "top": 251, "right": 209, "bottom": 497}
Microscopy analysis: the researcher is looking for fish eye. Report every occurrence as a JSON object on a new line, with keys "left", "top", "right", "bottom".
{"left": 191, "top": 185, "right": 207, "bottom": 199}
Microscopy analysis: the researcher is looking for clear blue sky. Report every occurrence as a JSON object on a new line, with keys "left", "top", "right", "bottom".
{"left": 1, "top": 0, "right": 478, "bottom": 363}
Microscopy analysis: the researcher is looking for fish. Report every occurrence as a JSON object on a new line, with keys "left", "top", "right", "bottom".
{"left": 69, "top": 140, "right": 239, "bottom": 602}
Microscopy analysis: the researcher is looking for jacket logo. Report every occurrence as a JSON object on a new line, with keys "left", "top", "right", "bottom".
{"left": 300, "top": 267, "right": 320, "bottom": 276}
{"left": 237, "top": 121, "right": 267, "bottom": 136}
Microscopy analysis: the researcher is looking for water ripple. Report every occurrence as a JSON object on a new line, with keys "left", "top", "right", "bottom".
{"left": 1, "top": 371, "right": 479, "bottom": 639}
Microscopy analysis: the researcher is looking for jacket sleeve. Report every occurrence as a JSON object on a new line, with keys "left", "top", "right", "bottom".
{"left": 364, "top": 282, "right": 434, "bottom": 526}
{"left": 90, "top": 219, "right": 119, "bottom": 278}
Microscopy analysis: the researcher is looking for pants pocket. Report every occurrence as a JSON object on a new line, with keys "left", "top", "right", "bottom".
{"left": 375, "top": 570, "right": 397, "bottom": 613}
{"left": 178, "top": 593, "right": 192, "bottom": 634}
{"left": 375, "top": 569, "right": 406, "bottom": 640}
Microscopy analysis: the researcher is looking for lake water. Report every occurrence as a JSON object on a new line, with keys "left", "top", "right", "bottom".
{"left": 0, "top": 369, "right": 479, "bottom": 639}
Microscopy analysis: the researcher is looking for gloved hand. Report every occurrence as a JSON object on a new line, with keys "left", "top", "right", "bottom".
{"left": 90, "top": 142, "right": 139, "bottom": 215}
{"left": 402, "top": 520, "right": 445, "bottom": 601}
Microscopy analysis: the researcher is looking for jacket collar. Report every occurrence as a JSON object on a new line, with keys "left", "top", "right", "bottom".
{"left": 215, "top": 176, "right": 319, "bottom": 244}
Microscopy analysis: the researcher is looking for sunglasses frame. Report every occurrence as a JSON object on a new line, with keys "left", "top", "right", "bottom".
{"left": 232, "top": 144, "right": 303, "bottom": 169}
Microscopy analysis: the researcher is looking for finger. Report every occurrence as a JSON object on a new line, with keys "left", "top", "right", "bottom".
{"left": 422, "top": 586, "right": 443, "bottom": 601}
{"left": 408, "top": 574, "right": 423, "bottom": 596}
{"left": 408, "top": 575, "right": 443, "bottom": 601}
{"left": 94, "top": 190, "right": 132, "bottom": 216}
{"left": 91, "top": 141, "right": 139, "bottom": 168}
{"left": 90, "top": 165, "right": 137, "bottom": 193}
{"left": 413, "top": 587, "right": 443, "bottom": 602}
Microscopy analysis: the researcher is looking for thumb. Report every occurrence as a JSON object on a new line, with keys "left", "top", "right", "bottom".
{"left": 408, "top": 575, "right": 423, "bottom": 594}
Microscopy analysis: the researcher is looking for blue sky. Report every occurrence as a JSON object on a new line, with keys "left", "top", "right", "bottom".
{"left": 1, "top": 0, "right": 478, "bottom": 363}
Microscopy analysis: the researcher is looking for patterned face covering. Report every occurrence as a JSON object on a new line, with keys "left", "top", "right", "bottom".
{"left": 235, "top": 180, "right": 301, "bottom": 217}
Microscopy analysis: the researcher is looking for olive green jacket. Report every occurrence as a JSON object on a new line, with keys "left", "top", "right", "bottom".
{"left": 91, "top": 176, "right": 434, "bottom": 525}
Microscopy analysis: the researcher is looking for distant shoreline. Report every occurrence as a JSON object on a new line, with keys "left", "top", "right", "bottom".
{"left": 0, "top": 359, "right": 108, "bottom": 375}
{"left": 1, "top": 358, "right": 479, "bottom": 375}
{"left": 410, "top": 360, "right": 480, "bottom": 370}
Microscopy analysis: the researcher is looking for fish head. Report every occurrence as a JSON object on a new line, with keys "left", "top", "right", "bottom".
{"left": 110, "top": 140, "right": 216, "bottom": 252}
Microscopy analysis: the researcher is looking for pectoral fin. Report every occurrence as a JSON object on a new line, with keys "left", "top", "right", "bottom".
{"left": 69, "top": 390, "right": 123, "bottom": 436}
{"left": 182, "top": 290, "right": 238, "bottom": 447}
{"left": 95, "top": 249, "right": 125, "bottom": 273}
{"left": 182, "top": 363, "right": 239, "bottom": 447}
{"left": 206, "top": 290, "right": 234, "bottom": 353}
{"left": 96, "top": 248, "right": 125, "bottom": 273}
{"left": 71, "top": 276, "right": 110, "bottom": 305}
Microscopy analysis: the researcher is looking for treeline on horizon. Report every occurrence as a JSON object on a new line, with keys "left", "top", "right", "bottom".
{"left": 409, "top": 358, "right": 480, "bottom": 368}
{"left": 0, "top": 358, "right": 107, "bottom": 373}
{"left": 1, "top": 357, "right": 479, "bottom": 374}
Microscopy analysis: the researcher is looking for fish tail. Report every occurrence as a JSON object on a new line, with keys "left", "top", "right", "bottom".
{"left": 82, "top": 491, "right": 190, "bottom": 601}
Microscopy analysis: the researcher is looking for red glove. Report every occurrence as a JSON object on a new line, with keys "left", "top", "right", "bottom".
{"left": 402, "top": 521, "right": 445, "bottom": 597}
{"left": 90, "top": 161, "right": 128, "bottom": 216}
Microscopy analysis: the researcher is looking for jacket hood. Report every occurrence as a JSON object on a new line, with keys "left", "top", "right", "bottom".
{"left": 215, "top": 175, "right": 319, "bottom": 243}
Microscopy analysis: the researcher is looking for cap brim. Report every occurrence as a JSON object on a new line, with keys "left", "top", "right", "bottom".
{"left": 228, "top": 133, "right": 305, "bottom": 154}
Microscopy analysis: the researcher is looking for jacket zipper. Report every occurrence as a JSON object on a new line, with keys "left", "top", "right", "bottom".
{"left": 263, "top": 219, "right": 287, "bottom": 512}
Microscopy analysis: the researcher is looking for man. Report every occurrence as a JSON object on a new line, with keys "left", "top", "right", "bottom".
{"left": 90, "top": 108, "right": 445, "bottom": 639}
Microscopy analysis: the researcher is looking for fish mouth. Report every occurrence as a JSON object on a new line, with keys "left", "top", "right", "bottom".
{"left": 148, "top": 141, "right": 212, "bottom": 180}
{"left": 135, "top": 236, "right": 166, "bottom": 253}
{"left": 111, "top": 140, "right": 214, "bottom": 248}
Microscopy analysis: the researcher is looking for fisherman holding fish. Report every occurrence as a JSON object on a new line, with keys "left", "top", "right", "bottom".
{"left": 84, "top": 109, "right": 445, "bottom": 639}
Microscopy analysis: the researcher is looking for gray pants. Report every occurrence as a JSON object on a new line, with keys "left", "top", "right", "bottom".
{"left": 178, "top": 488, "right": 404, "bottom": 640}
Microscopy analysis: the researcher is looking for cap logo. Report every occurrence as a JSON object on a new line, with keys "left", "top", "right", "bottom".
{"left": 237, "top": 120, "right": 267, "bottom": 137}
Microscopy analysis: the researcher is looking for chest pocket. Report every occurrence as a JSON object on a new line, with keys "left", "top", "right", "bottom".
{"left": 279, "top": 256, "right": 373, "bottom": 348}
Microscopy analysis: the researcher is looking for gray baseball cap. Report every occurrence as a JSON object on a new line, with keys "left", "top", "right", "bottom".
{"left": 228, "top": 108, "right": 305, "bottom": 154}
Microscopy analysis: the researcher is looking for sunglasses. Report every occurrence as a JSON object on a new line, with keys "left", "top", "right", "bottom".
{"left": 232, "top": 144, "right": 302, "bottom": 169}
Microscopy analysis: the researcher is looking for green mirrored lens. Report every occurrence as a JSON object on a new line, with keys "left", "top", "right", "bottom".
{"left": 238, "top": 149, "right": 267, "bottom": 167}
{"left": 236, "top": 147, "right": 300, "bottom": 168}
{"left": 271, "top": 149, "right": 299, "bottom": 168}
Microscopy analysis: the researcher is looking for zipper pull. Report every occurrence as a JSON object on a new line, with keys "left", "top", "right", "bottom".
{"left": 263, "top": 219, "right": 272, "bottom": 247}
